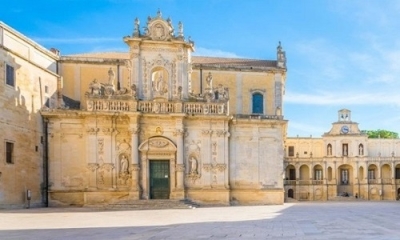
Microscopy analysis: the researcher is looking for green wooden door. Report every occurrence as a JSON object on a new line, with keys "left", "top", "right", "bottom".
{"left": 150, "top": 160, "right": 170, "bottom": 199}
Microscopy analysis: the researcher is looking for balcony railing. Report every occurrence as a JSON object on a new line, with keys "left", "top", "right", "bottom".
{"left": 85, "top": 99, "right": 228, "bottom": 115}
{"left": 368, "top": 179, "right": 378, "bottom": 184}
{"left": 284, "top": 180, "right": 297, "bottom": 185}
{"left": 235, "top": 114, "right": 283, "bottom": 120}
{"left": 381, "top": 178, "right": 392, "bottom": 184}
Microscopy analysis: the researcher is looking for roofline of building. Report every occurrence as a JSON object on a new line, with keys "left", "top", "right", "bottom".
{"left": 0, "top": 21, "right": 59, "bottom": 60}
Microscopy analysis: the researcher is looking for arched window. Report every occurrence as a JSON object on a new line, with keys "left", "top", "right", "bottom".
{"left": 252, "top": 93, "right": 263, "bottom": 114}
{"left": 327, "top": 144, "right": 332, "bottom": 156}
{"left": 358, "top": 144, "right": 364, "bottom": 156}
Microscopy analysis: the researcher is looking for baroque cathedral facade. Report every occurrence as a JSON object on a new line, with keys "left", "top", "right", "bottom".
{"left": 0, "top": 11, "right": 287, "bottom": 207}
{"left": 2, "top": 12, "right": 399, "bottom": 208}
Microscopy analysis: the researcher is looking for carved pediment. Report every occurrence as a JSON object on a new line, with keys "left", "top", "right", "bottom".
{"left": 138, "top": 136, "right": 177, "bottom": 152}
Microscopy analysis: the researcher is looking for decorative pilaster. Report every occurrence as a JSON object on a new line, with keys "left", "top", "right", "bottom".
{"left": 173, "top": 129, "right": 185, "bottom": 190}
{"left": 129, "top": 118, "right": 141, "bottom": 198}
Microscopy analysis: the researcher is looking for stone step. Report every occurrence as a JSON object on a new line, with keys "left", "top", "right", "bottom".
{"left": 97, "top": 199, "right": 200, "bottom": 210}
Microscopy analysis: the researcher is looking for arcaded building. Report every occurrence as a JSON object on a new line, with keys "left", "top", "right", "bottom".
{"left": 284, "top": 109, "right": 400, "bottom": 201}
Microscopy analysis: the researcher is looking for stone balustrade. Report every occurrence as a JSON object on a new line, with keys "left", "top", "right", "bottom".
{"left": 85, "top": 98, "right": 228, "bottom": 115}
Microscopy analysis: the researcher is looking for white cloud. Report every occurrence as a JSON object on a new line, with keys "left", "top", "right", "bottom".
{"left": 33, "top": 37, "right": 121, "bottom": 44}
{"left": 193, "top": 47, "right": 242, "bottom": 58}
{"left": 286, "top": 90, "right": 400, "bottom": 106}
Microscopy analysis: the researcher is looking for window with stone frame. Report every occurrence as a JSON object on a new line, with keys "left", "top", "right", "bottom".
{"left": 315, "top": 169, "right": 323, "bottom": 180}
{"left": 5, "top": 141, "right": 14, "bottom": 164}
{"left": 288, "top": 146, "right": 295, "bottom": 157}
{"left": 252, "top": 92, "right": 263, "bottom": 114}
{"left": 5, "top": 64, "right": 15, "bottom": 87}
{"left": 368, "top": 169, "right": 375, "bottom": 179}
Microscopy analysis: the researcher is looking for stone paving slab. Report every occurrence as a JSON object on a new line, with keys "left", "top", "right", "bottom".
{"left": 1, "top": 202, "right": 400, "bottom": 239}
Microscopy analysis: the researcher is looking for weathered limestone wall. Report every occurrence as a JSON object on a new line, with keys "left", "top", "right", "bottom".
{"left": 0, "top": 22, "right": 58, "bottom": 207}
{"left": 229, "top": 119, "right": 286, "bottom": 204}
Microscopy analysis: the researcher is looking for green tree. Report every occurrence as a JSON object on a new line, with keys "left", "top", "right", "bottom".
{"left": 363, "top": 129, "right": 399, "bottom": 139}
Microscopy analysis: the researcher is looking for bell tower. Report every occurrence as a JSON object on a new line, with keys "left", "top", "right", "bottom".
{"left": 338, "top": 109, "right": 351, "bottom": 122}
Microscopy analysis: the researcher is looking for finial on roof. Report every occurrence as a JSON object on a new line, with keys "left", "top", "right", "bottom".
{"left": 178, "top": 21, "right": 184, "bottom": 38}
{"left": 277, "top": 41, "right": 282, "bottom": 51}
{"left": 157, "top": 9, "right": 162, "bottom": 18}
{"left": 133, "top": 18, "right": 140, "bottom": 37}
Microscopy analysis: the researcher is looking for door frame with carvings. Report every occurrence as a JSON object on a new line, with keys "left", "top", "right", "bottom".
{"left": 138, "top": 136, "right": 177, "bottom": 199}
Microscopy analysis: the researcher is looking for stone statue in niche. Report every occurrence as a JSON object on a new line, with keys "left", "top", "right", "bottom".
{"left": 120, "top": 155, "right": 129, "bottom": 174}
{"left": 190, "top": 157, "right": 198, "bottom": 174}
{"left": 118, "top": 154, "right": 131, "bottom": 186}
{"left": 152, "top": 70, "right": 168, "bottom": 96}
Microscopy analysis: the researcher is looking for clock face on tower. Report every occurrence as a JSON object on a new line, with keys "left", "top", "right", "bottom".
{"left": 341, "top": 125, "right": 349, "bottom": 134}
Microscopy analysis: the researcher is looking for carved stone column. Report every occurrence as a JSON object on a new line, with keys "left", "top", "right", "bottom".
{"left": 129, "top": 114, "right": 141, "bottom": 199}
{"left": 173, "top": 129, "right": 185, "bottom": 194}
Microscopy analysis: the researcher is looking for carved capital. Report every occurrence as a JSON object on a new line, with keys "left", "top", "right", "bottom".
{"left": 129, "top": 127, "right": 141, "bottom": 135}
{"left": 201, "top": 129, "right": 213, "bottom": 136}
{"left": 129, "top": 164, "right": 140, "bottom": 172}
{"left": 87, "top": 163, "right": 100, "bottom": 172}
{"left": 173, "top": 129, "right": 185, "bottom": 137}
{"left": 100, "top": 163, "right": 115, "bottom": 172}
{"left": 216, "top": 130, "right": 228, "bottom": 137}
{"left": 87, "top": 127, "right": 100, "bottom": 135}
{"left": 176, "top": 164, "right": 185, "bottom": 172}
{"left": 203, "top": 163, "right": 226, "bottom": 173}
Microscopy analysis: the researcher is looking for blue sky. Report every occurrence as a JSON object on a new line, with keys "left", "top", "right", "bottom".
{"left": 2, "top": 0, "right": 400, "bottom": 137}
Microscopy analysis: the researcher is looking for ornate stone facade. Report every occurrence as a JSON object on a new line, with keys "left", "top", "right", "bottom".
{"left": 1, "top": 12, "right": 287, "bottom": 207}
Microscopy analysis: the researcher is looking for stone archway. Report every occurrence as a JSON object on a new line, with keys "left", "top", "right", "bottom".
{"left": 138, "top": 136, "right": 177, "bottom": 199}
{"left": 337, "top": 164, "right": 353, "bottom": 196}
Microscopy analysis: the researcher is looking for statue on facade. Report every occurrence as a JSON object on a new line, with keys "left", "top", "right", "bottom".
{"left": 190, "top": 157, "right": 198, "bottom": 174}
{"left": 88, "top": 79, "right": 102, "bottom": 96}
{"left": 120, "top": 155, "right": 129, "bottom": 174}
{"left": 177, "top": 86, "right": 182, "bottom": 100}
{"left": 178, "top": 21, "right": 184, "bottom": 38}
{"left": 131, "top": 84, "right": 137, "bottom": 99}
{"left": 133, "top": 18, "right": 140, "bottom": 36}
{"left": 152, "top": 71, "right": 167, "bottom": 95}
{"left": 205, "top": 72, "right": 213, "bottom": 89}
{"left": 108, "top": 67, "right": 115, "bottom": 85}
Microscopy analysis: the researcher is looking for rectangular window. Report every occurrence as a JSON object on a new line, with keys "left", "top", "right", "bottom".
{"left": 342, "top": 143, "right": 348, "bottom": 156}
{"left": 6, "top": 64, "right": 15, "bottom": 87}
{"left": 341, "top": 169, "right": 348, "bottom": 185}
{"left": 5, "top": 141, "right": 14, "bottom": 164}
{"left": 45, "top": 85, "right": 48, "bottom": 94}
{"left": 368, "top": 170, "right": 375, "bottom": 179}
{"left": 315, "top": 170, "right": 323, "bottom": 180}
{"left": 288, "top": 146, "right": 294, "bottom": 157}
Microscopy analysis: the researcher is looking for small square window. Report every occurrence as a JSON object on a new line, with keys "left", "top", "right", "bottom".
{"left": 6, "top": 64, "right": 15, "bottom": 87}
{"left": 5, "top": 141, "right": 14, "bottom": 164}
{"left": 288, "top": 146, "right": 295, "bottom": 157}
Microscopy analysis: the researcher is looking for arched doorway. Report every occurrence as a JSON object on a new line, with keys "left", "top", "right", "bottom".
{"left": 138, "top": 136, "right": 177, "bottom": 200}
{"left": 288, "top": 189, "right": 294, "bottom": 198}
{"left": 337, "top": 164, "right": 353, "bottom": 196}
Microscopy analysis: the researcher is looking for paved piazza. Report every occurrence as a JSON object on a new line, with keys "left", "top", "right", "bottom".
{"left": 1, "top": 202, "right": 400, "bottom": 239}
